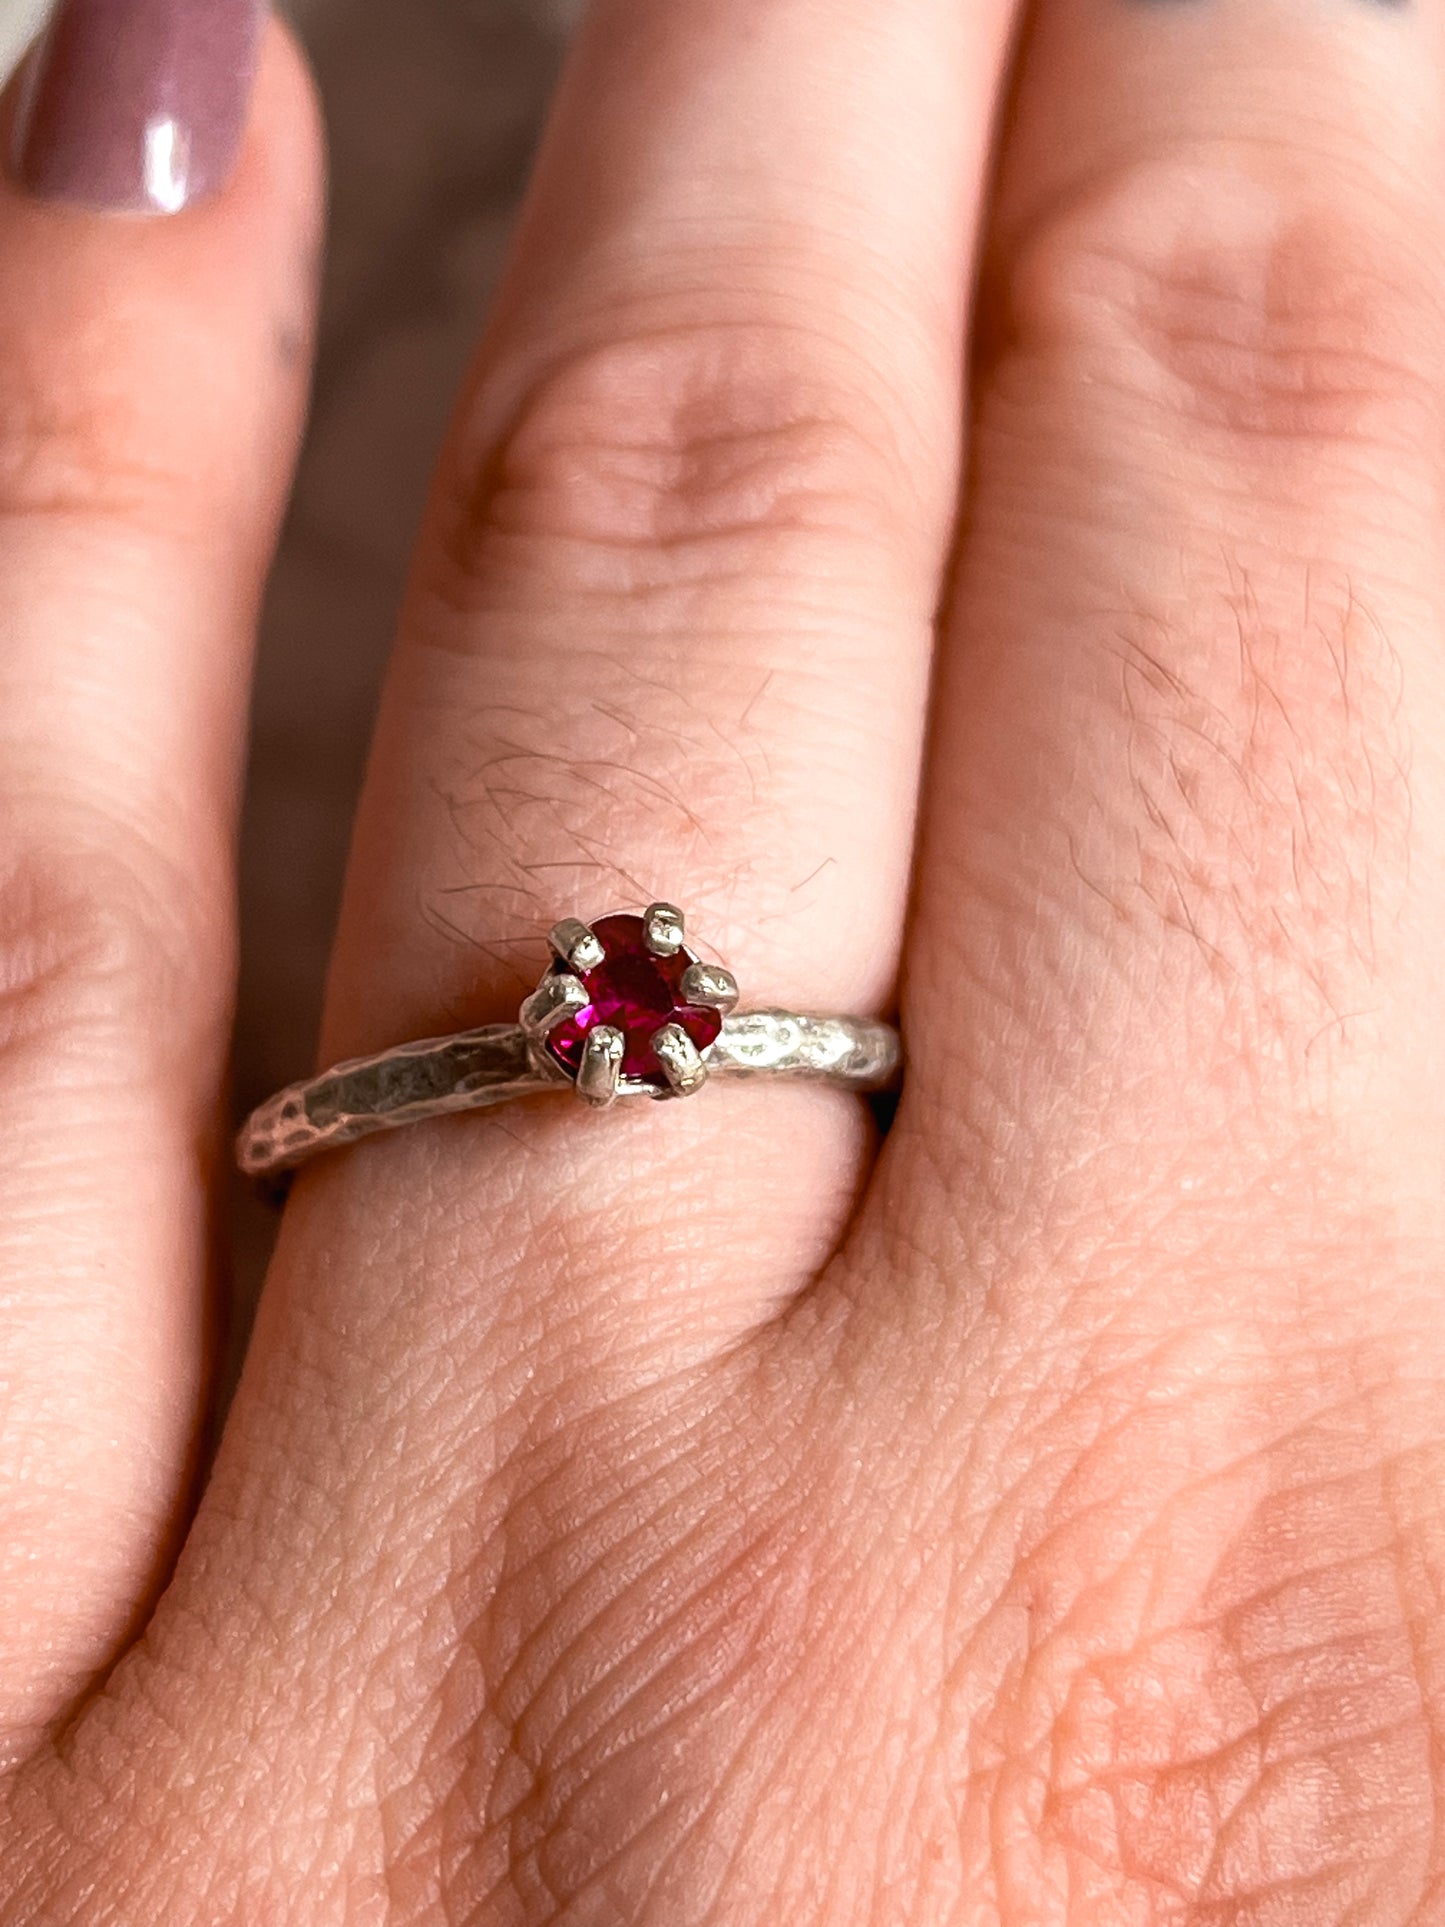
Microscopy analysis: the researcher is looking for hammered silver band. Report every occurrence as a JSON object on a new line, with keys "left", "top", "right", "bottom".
{"left": 237, "top": 1010, "right": 900, "bottom": 1180}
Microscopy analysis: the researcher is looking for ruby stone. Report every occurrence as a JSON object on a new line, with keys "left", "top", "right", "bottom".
{"left": 546, "top": 912, "right": 723, "bottom": 1090}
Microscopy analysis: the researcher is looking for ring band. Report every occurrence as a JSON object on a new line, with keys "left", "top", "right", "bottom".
{"left": 237, "top": 903, "right": 901, "bottom": 1181}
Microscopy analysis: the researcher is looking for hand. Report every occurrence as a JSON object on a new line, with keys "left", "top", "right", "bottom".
{"left": 1, "top": 0, "right": 1442, "bottom": 1919}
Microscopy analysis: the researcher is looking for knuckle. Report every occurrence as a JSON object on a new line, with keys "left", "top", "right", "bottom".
{"left": 427, "top": 321, "right": 923, "bottom": 617}
{"left": 0, "top": 367, "right": 183, "bottom": 530}
{"left": 993, "top": 152, "right": 1443, "bottom": 450}
{"left": 0, "top": 837, "right": 203, "bottom": 1072}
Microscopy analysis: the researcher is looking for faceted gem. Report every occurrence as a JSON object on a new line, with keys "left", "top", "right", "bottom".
{"left": 546, "top": 912, "right": 724, "bottom": 1090}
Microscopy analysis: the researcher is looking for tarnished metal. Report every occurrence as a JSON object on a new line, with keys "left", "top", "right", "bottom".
{"left": 237, "top": 903, "right": 901, "bottom": 1181}
{"left": 237, "top": 1010, "right": 900, "bottom": 1179}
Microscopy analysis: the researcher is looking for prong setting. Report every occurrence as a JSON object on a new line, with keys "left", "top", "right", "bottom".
{"left": 680, "top": 961, "right": 739, "bottom": 1013}
{"left": 549, "top": 917, "right": 605, "bottom": 974}
{"left": 576, "top": 1024, "right": 625, "bottom": 1108}
{"left": 520, "top": 972, "right": 588, "bottom": 1039}
{"left": 523, "top": 906, "right": 732, "bottom": 1101}
{"left": 643, "top": 902, "right": 685, "bottom": 957}
{"left": 652, "top": 1021, "right": 708, "bottom": 1097}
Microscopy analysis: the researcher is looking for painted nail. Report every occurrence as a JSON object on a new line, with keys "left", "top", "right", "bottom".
{"left": 10, "top": 0, "right": 264, "bottom": 214}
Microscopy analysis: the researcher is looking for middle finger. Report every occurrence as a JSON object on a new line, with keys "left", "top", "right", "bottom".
{"left": 901, "top": 0, "right": 1445, "bottom": 1281}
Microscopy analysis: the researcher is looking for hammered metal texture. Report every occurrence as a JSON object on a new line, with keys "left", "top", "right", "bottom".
{"left": 237, "top": 1013, "right": 901, "bottom": 1178}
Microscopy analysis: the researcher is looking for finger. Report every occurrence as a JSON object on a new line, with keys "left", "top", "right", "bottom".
{"left": 335, "top": 0, "right": 1002, "bottom": 1028}
{"left": 0, "top": 10, "right": 320, "bottom": 1751}
{"left": 12, "top": 0, "right": 1012, "bottom": 1889}
{"left": 820, "top": 9, "right": 1445, "bottom": 1913}
{"left": 817, "top": 0, "right": 1445, "bottom": 1904}
{"left": 305, "top": 0, "right": 1013, "bottom": 1340}
{"left": 892, "top": 0, "right": 1445, "bottom": 1281}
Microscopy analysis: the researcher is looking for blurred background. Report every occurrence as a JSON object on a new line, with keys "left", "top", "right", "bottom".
{"left": 0, "top": 0, "right": 575, "bottom": 1333}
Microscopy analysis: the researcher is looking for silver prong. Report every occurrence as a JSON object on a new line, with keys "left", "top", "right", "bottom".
{"left": 652, "top": 1022, "right": 708, "bottom": 1097}
{"left": 576, "top": 1025, "right": 625, "bottom": 1108}
{"left": 549, "top": 917, "right": 604, "bottom": 974}
{"left": 643, "top": 902, "right": 685, "bottom": 957}
{"left": 680, "top": 961, "right": 739, "bottom": 1013}
{"left": 520, "top": 972, "right": 588, "bottom": 1038}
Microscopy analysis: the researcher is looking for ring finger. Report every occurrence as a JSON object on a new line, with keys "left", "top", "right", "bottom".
{"left": 305, "top": 0, "right": 1014, "bottom": 1346}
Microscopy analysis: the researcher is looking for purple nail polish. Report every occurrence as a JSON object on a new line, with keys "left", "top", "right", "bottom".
{"left": 10, "top": 0, "right": 264, "bottom": 214}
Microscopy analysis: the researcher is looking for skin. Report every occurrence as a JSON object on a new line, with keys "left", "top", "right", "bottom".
{"left": 0, "top": 0, "right": 1443, "bottom": 1918}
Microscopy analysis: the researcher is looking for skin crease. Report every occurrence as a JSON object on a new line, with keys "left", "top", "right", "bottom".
{"left": 1, "top": 0, "right": 1445, "bottom": 1923}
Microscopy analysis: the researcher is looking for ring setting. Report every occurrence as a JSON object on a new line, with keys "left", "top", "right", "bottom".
{"left": 525, "top": 903, "right": 736, "bottom": 1106}
{"left": 237, "top": 901, "right": 901, "bottom": 1181}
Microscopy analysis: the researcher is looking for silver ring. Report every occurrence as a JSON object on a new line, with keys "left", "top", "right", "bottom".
{"left": 236, "top": 903, "right": 901, "bottom": 1180}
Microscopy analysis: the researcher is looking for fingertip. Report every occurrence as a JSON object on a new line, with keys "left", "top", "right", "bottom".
{"left": 0, "top": 8, "right": 325, "bottom": 299}
{"left": 0, "top": 12, "right": 324, "bottom": 548}
{"left": 238, "top": 14, "right": 327, "bottom": 251}
{"left": 222, "top": 15, "right": 327, "bottom": 396}
{"left": 5, "top": 0, "right": 320, "bottom": 222}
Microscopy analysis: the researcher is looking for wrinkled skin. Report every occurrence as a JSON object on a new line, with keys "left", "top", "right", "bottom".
{"left": 2, "top": 1, "right": 1445, "bottom": 1922}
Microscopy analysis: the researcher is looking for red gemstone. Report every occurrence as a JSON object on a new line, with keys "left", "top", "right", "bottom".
{"left": 546, "top": 913, "right": 723, "bottom": 1089}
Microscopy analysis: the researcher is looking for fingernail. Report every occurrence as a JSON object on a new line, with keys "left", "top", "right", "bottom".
{"left": 10, "top": 0, "right": 265, "bottom": 214}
